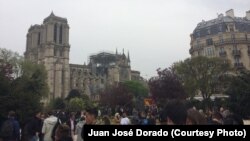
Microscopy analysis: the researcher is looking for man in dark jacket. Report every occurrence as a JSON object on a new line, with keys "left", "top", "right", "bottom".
{"left": 24, "top": 111, "right": 42, "bottom": 141}
{"left": 0, "top": 111, "right": 20, "bottom": 141}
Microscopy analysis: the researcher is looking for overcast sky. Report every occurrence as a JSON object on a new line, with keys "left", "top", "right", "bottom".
{"left": 0, "top": 0, "right": 250, "bottom": 78}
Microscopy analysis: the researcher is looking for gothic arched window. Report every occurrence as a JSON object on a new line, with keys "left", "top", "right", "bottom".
{"left": 37, "top": 32, "right": 41, "bottom": 45}
{"left": 59, "top": 25, "right": 63, "bottom": 44}
{"left": 54, "top": 23, "right": 58, "bottom": 43}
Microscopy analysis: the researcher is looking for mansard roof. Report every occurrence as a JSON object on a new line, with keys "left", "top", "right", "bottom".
{"left": 192, "top": 15, "right": 250, "bottom": 39}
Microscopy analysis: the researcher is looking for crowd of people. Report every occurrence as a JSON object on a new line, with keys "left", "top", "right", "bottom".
{"left": 0, "top": 100, "right": 244, "bottom": 141}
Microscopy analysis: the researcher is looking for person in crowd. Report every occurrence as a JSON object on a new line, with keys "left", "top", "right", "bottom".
{"left": 113, "top": 113, "right": 120, "bottom": 125}
{"left": 81, "top": 107, "right": 98, "bottom": 140}
{"left": 76, "top": 117, "right": 85, "bottom": 141}
{"left": 139, "top": 111, "right": 148, "bottom": 125}
{"left": 66, "top": 112, "right": 76, "bottom": 140}
{"left": 23, "top": 111, "right": 43, "bottom": 141}
{"left": 55, "top": 124, "right": 73, "bottom": 141}
{"left": 223, "top": 113, "right": 244, "bottom": 125}
{"left": 186, "top": 108, "right": 207, "bottom": 125}
{"left": 102, "top": 116, "right": 110, "bottom": 125}
{"left": 57, "top": 111, "right": 67, "bottom": 124}
{"left": 84, "top": 108, "right": 98, "bottom": 125}
{"left": 161, "top": 100, "right": 188, "bottom": 125}
{"left": 209, "top": 111, "right": 223, "bottom": 125}
{"left": 120, "top": 112, "right": 130, "bottom": 125}
{"left": 147, "top": 113, "right": 156, "bottom": 125}
{"left": 39, "top": 113, "right": 45, "bottom": 141}
{"left": 0, "top": 111, "right": 20, "bottom": 141}
{"left": 42, "top": 111, "right": 59, "bottom": 141}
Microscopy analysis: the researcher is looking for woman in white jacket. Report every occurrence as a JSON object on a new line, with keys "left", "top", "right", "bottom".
{"left": 42, "top": 112, "right": 58, "bottom": 141}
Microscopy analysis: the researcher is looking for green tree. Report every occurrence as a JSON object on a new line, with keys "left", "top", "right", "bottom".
{"left": 123, "top": 81, "right": 148, "bottom": 109}
{"left": 13, "top": 60, "right": 49, "bottom": 98}
{"left": 49, "top": 97, "right": 66, "bottom": 110}
{"left": 0, "top": 48, "right": 49, "bottom": 125}
{"left": 123, "top": 81, "right": 148, "bottom": 98}
{"left": 9, "top": 61, "right": 49, "bottom": 124}
{"left": 226, "top": 71, "right": 250, "bottom": 118}
{"left": 0, "top": 71, "right": 11, "bottom": 96}
{"left": 66, "top": 89, "right": 81, "bottom": 100}
{"left": 66, "top": 98, "right": 85, "bottom": 112}
{"left": 173, "top": 56, "right": 230, "bottom": 100}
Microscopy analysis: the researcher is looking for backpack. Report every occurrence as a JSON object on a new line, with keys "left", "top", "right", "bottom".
{"left": 51, "top": 118, "right": 60, "bottom": 141}
{"left": 0, "top": 119, "right": 14, "bottom": 138}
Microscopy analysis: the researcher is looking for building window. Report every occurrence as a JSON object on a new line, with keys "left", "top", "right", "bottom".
{"left": 198, "top": 51, "right": 202, "bottom": 56}
{"left": 219, "top": 35, "right": 223, "bottom": 43}
{"left": 59, "top": 25, "right": 63, "bottom": 44}
{"left": 220, "top": 47, "right": 225, "bottom": 52}
{"left": 196, "top": 40, "right": 200, "bottom": 48}
{"left": 206, "top": 38, "right": 213, "bottom": 46}
{"left": 60, "top": 50, "right": 63, "bottom": 57}
{"left": 37, "top": 32, "right": 40, "bottom": 45}
{"left": 196, "top": 31, "right": 200, "bottom": 38}
{"left": 233, "top": 45, "right": 237, "bottom": 50}
{"left": 231, "top": 34, "right": 235, "bottom": 41}
{"left": 219, "top": 25, "right": 223, "bottom": 32}
{"left": 229, "top": 24, "right": 234, "bottom": 32}
{"left": 62, "top": 70, "right": 64, "bottom": 84}
{"left": 245, "top": 34, "right": 248, "bottom": 40}
{"left": 207, "top": 28, "right": 211, "bottom": 35}
{"left": 234, "top": 56, "right": 240, "bottom": 63}
{"left": 54, "top": 49, "right": 57, "bottom": 56}
{"left": 54, "top": 23, "right": 57, "bottom": 43}
{"left": 206, "top": 47, "right": 214, "bottom": 56}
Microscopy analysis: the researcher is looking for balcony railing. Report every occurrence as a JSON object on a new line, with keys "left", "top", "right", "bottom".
{"left": 232, "top": 50, "right": 241, "bottom": 56}
{"left": 234, "top": 62, "right": 244, "bottom": 69}
{"left": 214, "top": 38, "right": 250, "bottom": 46}
{"left": 219, "top": 51, "right": 227, "bottom": 57}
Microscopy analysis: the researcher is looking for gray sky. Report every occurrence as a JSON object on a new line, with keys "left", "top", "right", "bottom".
{"left": 0, "top": 0, "right": 250, "bottom": 78}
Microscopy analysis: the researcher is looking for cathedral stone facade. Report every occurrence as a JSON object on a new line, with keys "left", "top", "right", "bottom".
{"left": 24, "top": 13, "right": 141, "bottom": 101}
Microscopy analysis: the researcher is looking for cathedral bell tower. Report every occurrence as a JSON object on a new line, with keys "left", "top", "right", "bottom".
{"left": 24, "top": 12, "right": 70, "bottom": 100}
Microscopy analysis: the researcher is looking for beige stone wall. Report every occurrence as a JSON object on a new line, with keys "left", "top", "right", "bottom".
{"left": 190, "top": 31, "right": 250, "bottom": 70}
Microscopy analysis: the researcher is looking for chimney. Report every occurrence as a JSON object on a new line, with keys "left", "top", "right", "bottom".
{"left": 246, "top": 10, "right": 250, "bottom": 20}
{"left": 226, "top": 9, "right": 234, "bottom": 18}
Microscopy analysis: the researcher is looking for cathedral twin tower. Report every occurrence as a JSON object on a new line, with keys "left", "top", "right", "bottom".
{"left": 25, "top": 12, "right": 71, "bottom": 100}
{"left": 25, "top": 13, "right": 140, "bottom": 101}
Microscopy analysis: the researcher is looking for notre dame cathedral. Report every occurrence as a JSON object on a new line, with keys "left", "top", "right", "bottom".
{"left": 24, "top": 12, "right": 142, "bottom": 101}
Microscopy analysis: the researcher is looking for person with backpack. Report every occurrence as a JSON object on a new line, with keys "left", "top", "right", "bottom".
{"left": 42, "top": 111, "right": 58, "bottom": 141}
{"left": 0, "top": 111, "right": 20, "bottom": 141}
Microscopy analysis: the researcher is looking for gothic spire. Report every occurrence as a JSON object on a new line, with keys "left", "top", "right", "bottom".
{"left": 116, "top": 48, "right": 118, "bottom": 55}
{"left": 50, "top": 11, "right": 55, "bottom": 17}
{"left": 127, "top": 51, "right": 130, "bottom": 62}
